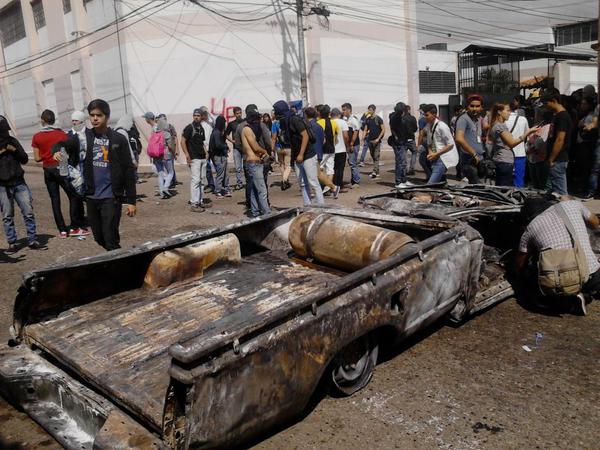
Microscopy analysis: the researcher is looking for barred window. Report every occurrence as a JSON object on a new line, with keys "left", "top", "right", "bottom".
{"left": 419, "top": 71, "right": 457, "bottom": 94}
{"left": 0, "top": 3, "right": 26, "bottom": 47}
{"left": 31, "top": 0, "right": 45, "bottom": 30}
{"left": 63, "top": 0, "right": 71, "bottom": 14}
{"left": 555, "top": 21, "right": 597, "bottom": 47}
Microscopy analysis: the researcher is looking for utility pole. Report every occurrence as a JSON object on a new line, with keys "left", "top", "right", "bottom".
{"left": 296, "top": 0, "right": 309, "bottom": 105}
{"left": 113, "top": 0, "right": 128, "bottom": 114}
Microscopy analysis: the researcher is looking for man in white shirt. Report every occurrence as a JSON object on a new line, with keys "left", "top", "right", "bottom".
{"left": 342, "top": 103, "right": 361, "bottom": 187}
{"left": 423, "top": 104, "right": 458, "bottom": 184}
{"left": 506, "top": 100, "right": 529, "bottom": 187}
{"left": 331, "top": 108, "right": 349, "bottom": 190}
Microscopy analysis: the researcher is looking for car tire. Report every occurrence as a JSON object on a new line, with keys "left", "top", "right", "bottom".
{"left": 330, "top": 333, "right": 379, "bottom": 396}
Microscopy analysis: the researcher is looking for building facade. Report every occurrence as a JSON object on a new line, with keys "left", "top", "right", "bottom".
{"left": 0, "top": 0, "right": 421, "bottom": 144}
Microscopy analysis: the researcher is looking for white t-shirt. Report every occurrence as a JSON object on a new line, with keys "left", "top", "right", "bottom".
{"left": 334, "top": 118, "right": 348, "bottom": 154}
{"left": 344, "top": 114, "right": 361, "bottom": 147}
{"left": 505, "top": 112, "right": 528, "bottom": 158}
{"left": 426, "top": 119, "right": 458, "bottom": 168}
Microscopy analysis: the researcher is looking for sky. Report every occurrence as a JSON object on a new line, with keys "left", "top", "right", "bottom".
{"left": 415, "top": 0, "right": 597, "bottom": 49}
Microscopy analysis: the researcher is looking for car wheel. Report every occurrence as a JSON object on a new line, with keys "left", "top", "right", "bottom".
{"left": 330, "top": 333, "right": 379, "bottom": 396}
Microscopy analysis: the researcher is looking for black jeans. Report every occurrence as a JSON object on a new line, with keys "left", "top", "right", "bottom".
{"left": 43, "top": 167, "right": 85, "bottom": 232}
{"left": 460, "top": 152, "right": 480, "bottom": 184}
{"left": 86, "top": 198, "right": 122, "bottom": 251}
{"left": 333, "top": 152, "right": 347, "bottom": 187}
{"left": 583, "top": 268, "right": 600, "bottom": 294}
{"left": 494, "top": 162, "right": 514, "bottom": 187}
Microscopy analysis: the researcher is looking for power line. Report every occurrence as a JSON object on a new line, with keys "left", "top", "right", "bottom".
{"left": 0, "top": 1, "right": 176, "bottom": 80}
{"left": 1, "top": 0, "right": 160, "bottom": 72}
{"left": 187, "top": 0, "right": 291, "bottom": 22}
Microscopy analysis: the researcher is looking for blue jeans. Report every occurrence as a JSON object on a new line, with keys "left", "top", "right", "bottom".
{"left": 0, "top": 182, "right": 37, "bottom": 245}
{"left": 246, "top": 162, "right": 271, "bottom": 217}
{"left": 154, "top": 158, "right": 174, "bottom": 195}
{"left": 407, "top": 140, "right": 417, "bottom": 172}
{"left": 427, "top": 157, "right": 447, "bottom": 184}
{"left": 495, "top": 162, "right": 514, "bottom": 186}
{"left": 212, "top": 155, "right": 229, "bottom": 194}
{"left": 419, "top": 146, "right": 431, "bottom": 179}
{"left": 588, "top": 143, "right": 600, "bottom": 194}
{"left": 233, "top": 148, "right": 244, "bottom": 187}
{"left": 513, "top": 157, "right": 526, "bottom": 188}
{"left": 206, "top": 159, "right": 216, "bottom": 191}
{"left": 347, "top": 144, "right": 361, "bottom": 185}
{"left": 296, "top": 155, "right": 324, "bottom": 205}
{"left": 547, "top": 161, "right": 568, "bottom": 195}
{"left": 359, "top": 140, "right": 369, "bottom": 164}
{"left": 393, "top": 143, "right": 408, "bottom": 184}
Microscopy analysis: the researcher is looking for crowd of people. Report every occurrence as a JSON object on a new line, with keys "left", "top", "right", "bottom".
{"left": 2, "top": 84, "right": 600, "bottom": 253}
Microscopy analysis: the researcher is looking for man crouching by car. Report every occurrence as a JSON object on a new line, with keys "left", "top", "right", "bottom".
{"left": 515, "top": 197, "right": 600, "bottom": 315}
{"left": 54, "top": 99, "right": 137, "bottom": 251}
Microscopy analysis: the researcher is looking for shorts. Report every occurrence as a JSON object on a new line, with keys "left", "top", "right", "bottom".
{"left": 320, "top": 153, "right": 335, "bottom": 176}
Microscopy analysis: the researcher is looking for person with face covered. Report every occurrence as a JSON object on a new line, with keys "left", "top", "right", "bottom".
{"left": 240, "top": 106, "right": 271, "bottom": 217}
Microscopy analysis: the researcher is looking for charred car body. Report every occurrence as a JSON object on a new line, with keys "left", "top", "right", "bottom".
{"left": 0, "top": 204, "right": 533, "bottom": 449}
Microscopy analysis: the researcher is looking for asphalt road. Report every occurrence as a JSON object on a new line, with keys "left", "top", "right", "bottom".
{"left": 1, "top": 152, "right": 598, "bottom": 449}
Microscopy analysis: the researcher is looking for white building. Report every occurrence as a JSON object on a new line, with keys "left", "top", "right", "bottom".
{"left": 0, "top": 0, "right": 425, "bottom": 145}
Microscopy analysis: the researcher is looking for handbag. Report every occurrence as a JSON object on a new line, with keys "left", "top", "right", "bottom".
{"left": 537, "top": 204, "right": 590, "bottom": 296}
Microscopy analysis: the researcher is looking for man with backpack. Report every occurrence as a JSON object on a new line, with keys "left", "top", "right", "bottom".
{"left": 388, "top": 102, "right": 417, "bottom": 188}
{"left": 516, "top": 198, "right": 600, "bottom": 316}
{"left": 144, "top": 112, "right": 175, "bottom": 199}
{"left": 0, "top": 115, "right": 40, "bottom": 251}
{"left": 181, "top": 108, "right": 209, "bottom": 213}
{"left": 274, "top": 100, "right": 324, "bottom": 206}
{"left": 454, "top": 94, "right": 485, "bottom": 184}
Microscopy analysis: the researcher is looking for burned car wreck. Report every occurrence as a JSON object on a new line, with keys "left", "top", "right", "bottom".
{"left": 0, "top": 202, "right": 551, "bottom": 449}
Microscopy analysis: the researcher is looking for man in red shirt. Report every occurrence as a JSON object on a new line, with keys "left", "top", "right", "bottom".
{"left": 32, "top": 109, "right": 86, "bottom": 237}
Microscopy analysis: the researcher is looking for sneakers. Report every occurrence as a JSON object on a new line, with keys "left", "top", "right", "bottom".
{"left": 322, "top": 186, "right": 331, "bottom": 195}
{"left": 234, "top": 184, "right": 244, "bottom": 191}
{"left": 370, "top": 172, "right": 379, "bottom": 179}
{"left": 28, "top": 240, "right": 41, "bottom": 249}
{"left": 333, "top": 185, "right": 341, "bottom": 199}
{"left": 59, "top": 231, "right": 68, "bottom": 239}
{"left": 69, "top": 228, "right": 90, "bottom": 237}
{"left": 201, "top": 198, "right": 213, "bottom": 208}
{"left": 204, "top": 187, "right": 214, "bottom": 194}
{"left": 224, "top": 191, "right": 232, "bottom": 197}
{"left": 575, "top": 293, "right": 588, "bottom": 316}
{"left": 395, "top": 181, "right": 415, "bottom": 189}
{"left": 358, "top": 162, "right": 365, "bottom": 167}
{"left": 190, "top": 204, "right": 205, "bottom": 213}
{"left": 6, "top": 243, "right": 18, "bottom": 253}
{"left": 350, "top": 183, "right": 360, "bottom": 189}
{"left": 214, "top": 192, "right": 224, "bottom": 198}
{"left": 160, "top": 192, "right": 172, "bottom": 199}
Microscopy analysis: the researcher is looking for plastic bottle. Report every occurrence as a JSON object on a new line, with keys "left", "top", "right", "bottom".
{"left": 58, "top": 148, "right": 69, "bottom": 177}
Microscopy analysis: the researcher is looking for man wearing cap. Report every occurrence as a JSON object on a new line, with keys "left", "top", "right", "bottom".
{"left": 181, "top": 108, "right": 209, "bottom": 212}
{"left": 0, "top": 115, "right": 40, "bottom": 251}
{"left": 32, "top": 109, "right": 86, "bottom": 238}
{"left": 156, "top": 113, "right": 179, "bottom": 188}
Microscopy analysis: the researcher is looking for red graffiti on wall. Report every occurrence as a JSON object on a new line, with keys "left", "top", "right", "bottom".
{"left": 210, "top": 98, "right": 238, "bottom": 123}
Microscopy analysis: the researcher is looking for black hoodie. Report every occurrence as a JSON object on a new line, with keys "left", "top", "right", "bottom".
{"left": 0, "top": 134, "right": 28, "bottom": 186}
